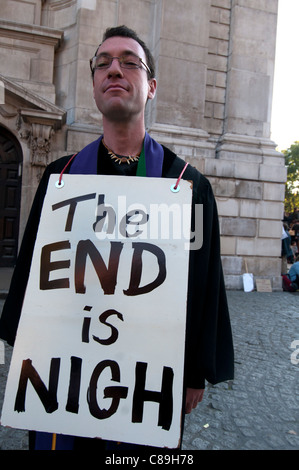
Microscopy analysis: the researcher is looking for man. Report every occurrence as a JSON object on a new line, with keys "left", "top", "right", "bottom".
{"left": 288, "top": 254, "right": 299, "bottom": 290}
{"left": 0, "top": 26, "right": 234, "bottom": 449}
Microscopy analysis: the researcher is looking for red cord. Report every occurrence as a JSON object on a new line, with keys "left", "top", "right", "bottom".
{"left": 58, "top": 153, "right": 77, "bottom": 186}
{"left": 174, "top": 162, "right": 189, "bottom": 190}
{"left": 57, "top": 154, "right": 188, "bottom": 190}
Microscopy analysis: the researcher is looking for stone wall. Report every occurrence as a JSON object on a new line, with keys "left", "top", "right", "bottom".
{"left": 0, "top": 0, "right": 285, "bottom": 289}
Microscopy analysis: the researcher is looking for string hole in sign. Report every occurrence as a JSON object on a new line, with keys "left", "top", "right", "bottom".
{"left": 171, "top": 162, "right": 189, "bottom": 194}
{"left": 54, "top": 153, "right": 78, "bottom": 190}
{"left": 55, "top": 180, "right": 64, "bottom": 189}
{"left": 170, "top": 183, "right": 180, "bottom": 193}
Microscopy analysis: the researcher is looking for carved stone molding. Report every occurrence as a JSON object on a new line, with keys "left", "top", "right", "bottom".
{"left": 29, "top": 122, "right": 53, "bottom": 167}
{"left": 19, "top": 108, "right": 66, "bottom": 167}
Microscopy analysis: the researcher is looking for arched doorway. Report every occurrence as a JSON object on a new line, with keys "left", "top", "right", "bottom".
{"left": 0, "top": 126, "right": 22, "bottom": 267}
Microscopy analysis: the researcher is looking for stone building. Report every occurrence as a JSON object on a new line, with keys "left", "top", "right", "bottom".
{"left": 0, "top": 0, "right": 285, "bottom": 289}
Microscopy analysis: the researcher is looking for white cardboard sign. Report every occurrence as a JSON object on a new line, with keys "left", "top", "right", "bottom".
{"left": 1, "top": 174, "right": 192, "bottom": 448}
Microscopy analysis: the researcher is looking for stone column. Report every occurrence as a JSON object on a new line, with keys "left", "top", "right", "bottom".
{"left": 215, "top": 0, "right": 286, "bottom": 290}
{"left": 223, "top": 0, "right": 278, "bottom": 139}
{"left": 150, "top": 0, "right": 215, "bottom": 159}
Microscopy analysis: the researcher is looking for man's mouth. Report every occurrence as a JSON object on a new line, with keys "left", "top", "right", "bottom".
{"left": 105, "top": 84, "right": 127, "bottom": 92}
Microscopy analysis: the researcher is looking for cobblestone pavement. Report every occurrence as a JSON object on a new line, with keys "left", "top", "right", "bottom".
{"left": 0, "top": 290, "right": 299, "bottom": 451}
{"left": 182, "top": 290, "right": 299, "bottom": 450}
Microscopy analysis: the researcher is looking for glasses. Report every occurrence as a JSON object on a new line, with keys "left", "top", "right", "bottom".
{"left": 90, "top": 52, "right": 151, "bottom": 76}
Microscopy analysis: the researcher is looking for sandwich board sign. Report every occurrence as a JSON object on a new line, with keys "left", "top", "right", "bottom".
{"left": 1, "top": 174, "right": 192, "bottom": 448}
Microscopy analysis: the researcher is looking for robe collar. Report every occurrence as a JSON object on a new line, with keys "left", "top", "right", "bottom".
{"left": 69, "top": 132, "right": 164, "bottom": 177}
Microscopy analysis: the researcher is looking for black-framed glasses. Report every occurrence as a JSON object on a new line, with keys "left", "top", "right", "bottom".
{"left": 89, "top": 52, "right": 151, "bottom": 75}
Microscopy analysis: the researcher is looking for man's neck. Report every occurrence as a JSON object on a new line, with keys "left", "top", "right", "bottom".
{"left": 102, "top": 119, "right": 146, "bottom": 157}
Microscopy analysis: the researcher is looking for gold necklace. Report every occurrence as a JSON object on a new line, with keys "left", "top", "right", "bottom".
{"left": 102, "top": 139, "right": 140, "bottom": 165}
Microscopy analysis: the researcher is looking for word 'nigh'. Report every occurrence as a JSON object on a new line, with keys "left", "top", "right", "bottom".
{"left": 14, "top": 358, "right": 174, "bottom": 430}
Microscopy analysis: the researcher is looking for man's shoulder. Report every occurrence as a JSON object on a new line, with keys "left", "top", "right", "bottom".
{"left": 162, "top": 145, "right": 212, "bottom": 194}
{"left": 46, "top": 155, "right": 74, "bottom": 173}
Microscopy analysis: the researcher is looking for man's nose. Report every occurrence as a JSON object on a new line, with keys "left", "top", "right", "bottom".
{"left": 107, "top": 57, "right": 124, "bottom": 76}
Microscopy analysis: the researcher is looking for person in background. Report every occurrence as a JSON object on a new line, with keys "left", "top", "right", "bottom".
{"left": 288, "top": 254, "right": 299, "bottom": 290}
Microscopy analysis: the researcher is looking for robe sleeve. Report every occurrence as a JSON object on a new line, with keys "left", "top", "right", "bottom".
{"left": 184, "top": 172, "right": 234, "bottom": 389}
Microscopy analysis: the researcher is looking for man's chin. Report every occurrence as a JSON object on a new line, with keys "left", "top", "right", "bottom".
{"left": 101, "top": 104, "right": 136, "bottom": 122}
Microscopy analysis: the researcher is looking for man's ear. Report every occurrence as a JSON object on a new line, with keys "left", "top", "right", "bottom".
{"left": 147, "top": 78, "right": 157, "bottom": 100}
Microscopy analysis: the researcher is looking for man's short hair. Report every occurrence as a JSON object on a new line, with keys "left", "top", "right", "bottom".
{"left": 93, "top": 25, "right": 155, "bottom": 79}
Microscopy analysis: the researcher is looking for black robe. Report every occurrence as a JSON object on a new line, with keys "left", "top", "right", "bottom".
{"left": 0, "top": 142, "right": 234, "bottom": 390}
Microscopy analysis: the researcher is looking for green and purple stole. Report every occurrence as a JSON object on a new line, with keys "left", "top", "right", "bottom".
{"left": 69, "top": 132, "right": 164, "bottom": 177}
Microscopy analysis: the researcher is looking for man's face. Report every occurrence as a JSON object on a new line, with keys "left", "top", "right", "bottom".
{"left": 92, "top": 36, "right": 156, "bottom": 122}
